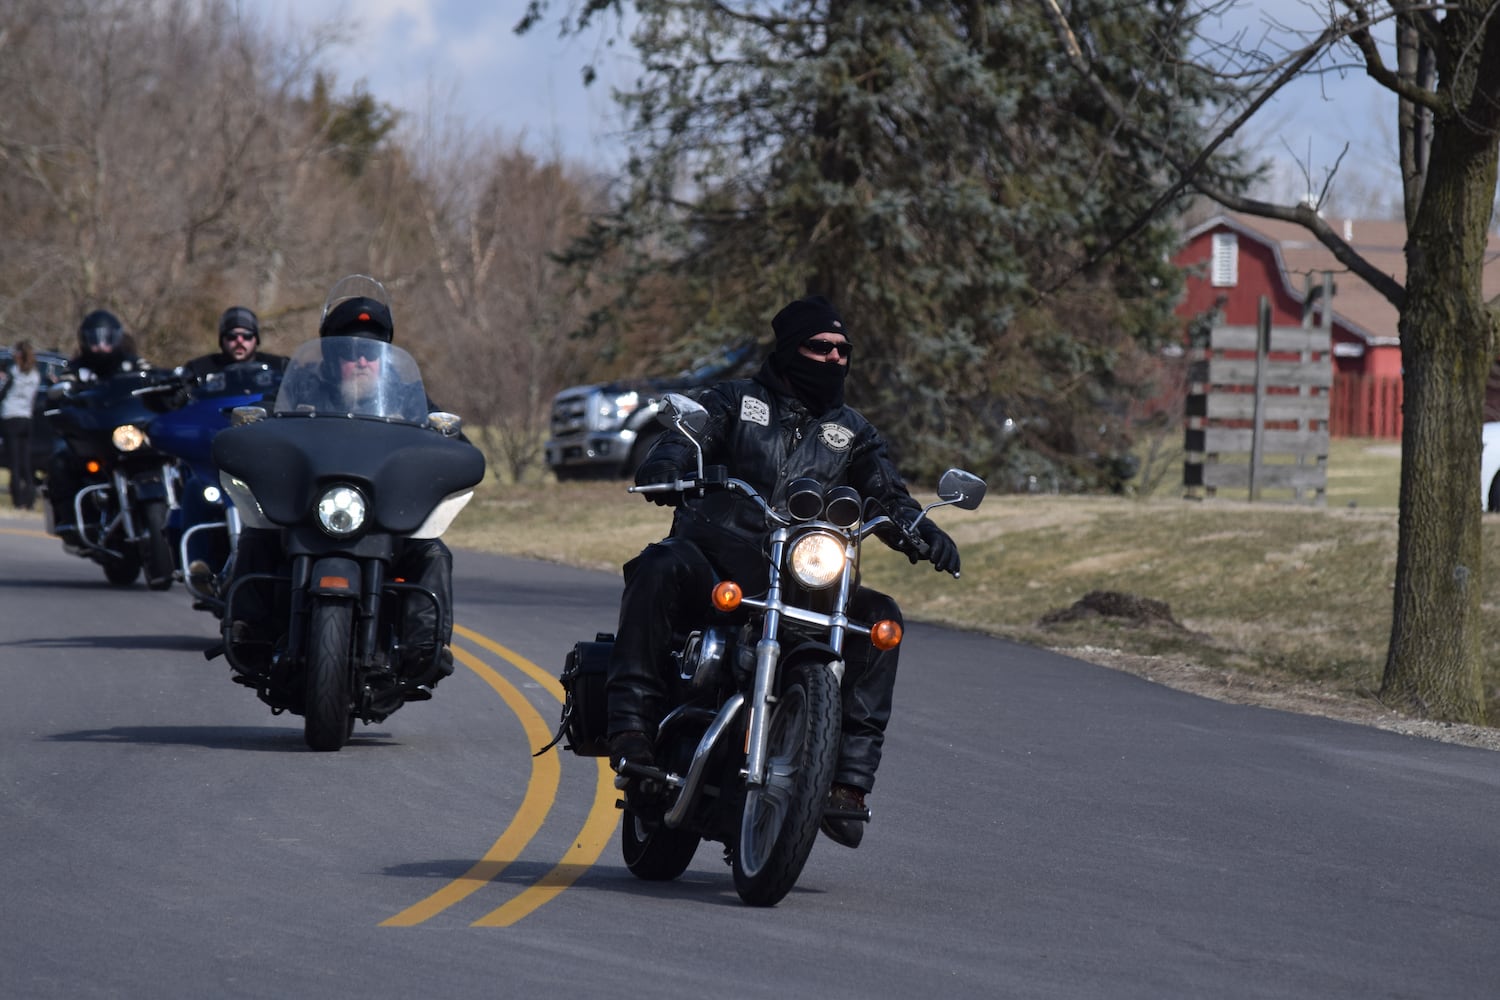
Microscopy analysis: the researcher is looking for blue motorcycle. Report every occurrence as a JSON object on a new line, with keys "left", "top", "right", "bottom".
{"left": 148, "top": 360, "right": 283, "bottom": 613}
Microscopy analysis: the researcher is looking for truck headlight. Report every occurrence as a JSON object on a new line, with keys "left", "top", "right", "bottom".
{"left": 316, "top": 485, "right": 367, "bottom": 537}
{"left": 112, "top": 425, "right": 148, "bottom": 451}
{"left": 592, "top": 390, "right": 639, "bottom": 429}
{"left": 788, "top": 531, "right": 845, "bottom": 589}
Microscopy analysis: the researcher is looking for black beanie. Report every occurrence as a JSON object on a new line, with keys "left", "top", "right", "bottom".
{"left": 218, "top": 306, "right": 259, "bottom": 339}
{"left": 771, "top": 295, "right": 846, "bottom": 358}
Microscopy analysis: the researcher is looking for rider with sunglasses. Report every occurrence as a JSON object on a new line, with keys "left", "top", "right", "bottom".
{"left": 224, "top": 284, "right": 461, "bottom": 689}
{"left": 179, "top": 307, "right": 288, "bottom": 380}
{"left": 606, "top": 294, "right": 962, "bottom": 850}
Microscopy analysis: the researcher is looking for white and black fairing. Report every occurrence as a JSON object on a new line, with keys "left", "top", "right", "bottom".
{"left": 212, "top": 338, "right": 485, "bottom": 547}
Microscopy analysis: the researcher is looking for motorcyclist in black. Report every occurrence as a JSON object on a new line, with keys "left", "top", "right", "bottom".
{"left": 226, "top": 289, "right": 457, "bottom": 689}
{"left": 605, "top": 295, "right": 962, "bottom": 849}
{"left": 46, "top": 310, "right": 151, "bottom": 537}
{"left": 179, "top": 306, "right": 288, "bottom": 380}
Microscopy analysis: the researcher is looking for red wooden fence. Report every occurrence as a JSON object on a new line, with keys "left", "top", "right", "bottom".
{"left": 1330, "top": 373, "right": 1402, "bottom": 439}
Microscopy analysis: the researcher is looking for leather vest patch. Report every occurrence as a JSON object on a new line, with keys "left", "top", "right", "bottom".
{"left": 740, "top": 394, "right": 770, "bottom": 427}
{"left": 819, "top": 422, "right": 854, "bottom": 452}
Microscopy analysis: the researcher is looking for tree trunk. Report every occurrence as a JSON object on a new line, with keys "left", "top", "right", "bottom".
{"left": 1380, "top": 122, "right": 1495, "bottom": 723}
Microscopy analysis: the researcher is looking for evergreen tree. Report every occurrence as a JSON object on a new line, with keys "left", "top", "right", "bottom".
{"left": 520, "top": 0, "right": 1245, "bottom": 484}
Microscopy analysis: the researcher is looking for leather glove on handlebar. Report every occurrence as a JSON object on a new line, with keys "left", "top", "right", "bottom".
{"left": 917, "top": 519, "right": 961, "bottom": 575}
{"left": 634, "top": 461, "right": 682, "bottom": 507}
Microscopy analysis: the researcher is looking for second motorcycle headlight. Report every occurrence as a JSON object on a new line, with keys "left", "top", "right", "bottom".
{"left": 316, "top": 485, "right": 367, "bottom": 537}
{"left": 112, "top": 425, "right": 148, "bottom": 451}
{"left": 788, "top": 531, "right": 845, "bottom": 589}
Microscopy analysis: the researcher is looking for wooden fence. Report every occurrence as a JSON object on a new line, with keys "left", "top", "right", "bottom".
{"left": 1184, "top": 300, "right": 1332, "bottom": 503}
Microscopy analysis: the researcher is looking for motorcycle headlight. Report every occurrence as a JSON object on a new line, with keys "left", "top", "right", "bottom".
{"left": 788, "top": 530, "right": 846, "bottom": 590}
{"left": 112, "top": 425, "right": 148, "bottom": 452}
{"left": 316, "top": 485, "right": 367, "bottom": 537}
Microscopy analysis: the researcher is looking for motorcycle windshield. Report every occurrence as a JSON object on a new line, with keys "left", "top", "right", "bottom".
{"left": 273, "top": 338, "right": 429, "bottom": 425}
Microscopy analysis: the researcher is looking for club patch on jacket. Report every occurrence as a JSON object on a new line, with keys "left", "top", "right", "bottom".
{"left": 740, "top": 395, "right": 770, "bottom": 427}
{"left": 819, "top": 422, "right": 854, "bottom": 452}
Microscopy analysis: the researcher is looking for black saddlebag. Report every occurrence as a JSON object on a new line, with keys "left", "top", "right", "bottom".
{"left": 537, "top": 633, "right": 613, "bottom": 757}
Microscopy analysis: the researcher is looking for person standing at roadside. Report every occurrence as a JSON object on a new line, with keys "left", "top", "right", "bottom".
{"left": 0, "top": 340, "right": 42, "bottom": 510}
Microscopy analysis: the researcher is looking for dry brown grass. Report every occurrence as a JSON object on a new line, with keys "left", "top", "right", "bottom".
{"left": 446, "top": 438, "right": 1500, "bottom": 744}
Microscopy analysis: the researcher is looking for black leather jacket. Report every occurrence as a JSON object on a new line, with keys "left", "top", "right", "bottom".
{"left": 643, "top": 362, "right": 923, "bottom": 581}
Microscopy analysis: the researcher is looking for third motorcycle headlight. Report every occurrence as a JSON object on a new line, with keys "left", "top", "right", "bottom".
{"left": 316, "top": 485, "right": 367, "bottom": 537}
{"left": 788, "top": 531, "right": 845, "bottom": 589}
{"left": 112, "top": 425, "right": 148, "bottom": 451}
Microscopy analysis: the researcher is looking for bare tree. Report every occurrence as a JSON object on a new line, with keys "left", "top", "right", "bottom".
{"left": 1040, "top": 0, "right": 1499, "bottom": 723}
{"left": 402, "top": 115, "right": 605, "bottom": 481}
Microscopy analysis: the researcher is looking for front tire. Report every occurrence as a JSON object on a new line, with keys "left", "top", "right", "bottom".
{"left": 731, "top": 661, "right": 840, "bottom": 906}
{"left": 140, "top": 498, "right": 174, "bottom": 590}
{"left": 304, "top": 598, "right": 355, "bottom": 751}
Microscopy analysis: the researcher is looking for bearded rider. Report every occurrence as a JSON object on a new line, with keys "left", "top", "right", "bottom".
{"left": 605, "top": 295, "right": 961, "bottom": 849}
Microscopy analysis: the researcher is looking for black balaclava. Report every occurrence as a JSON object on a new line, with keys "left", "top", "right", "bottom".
{"left": 768, "top": 295, "right": 849, "bottom": 414}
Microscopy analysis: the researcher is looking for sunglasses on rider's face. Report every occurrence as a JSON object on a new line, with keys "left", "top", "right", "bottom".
{"left": 802, "top": 338, "right": 851, "bottom": 359}
{"left": 222, "top": 330, "right": 257, "bottom": 343}
{"left": 330, "top": 341, "right": 382, "bottom": 363}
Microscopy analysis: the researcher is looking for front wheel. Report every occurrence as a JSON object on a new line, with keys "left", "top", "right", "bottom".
{"left": 304, "top": 598, "right": 355, "bottom": 751}
{"left": 732, "top": 661, "right": 841, "bottom": 906}
{"left": 140, "top": 498, "right": 174, "bottom": 590}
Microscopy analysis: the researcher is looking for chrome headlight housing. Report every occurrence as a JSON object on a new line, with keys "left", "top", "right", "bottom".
{"left": 315, "top": 484, "right": 367, "bottom": 537}
{"left": 112, "top": 425, "right": 148, "bottom": 452}
{"left": 788, "top": 530, "right": 846, "bottom": 589}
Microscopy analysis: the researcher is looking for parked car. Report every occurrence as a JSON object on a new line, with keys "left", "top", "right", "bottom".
{"left": 544, "top": 342, "right": 756, "bottom": 480}
{"left": 0, "top": 345, "right": 69, "bottom": 490}
{"left": 1482, "top": 422, "right": 1500, "bottom": 511}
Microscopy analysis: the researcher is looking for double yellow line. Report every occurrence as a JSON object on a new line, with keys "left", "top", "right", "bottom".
{"left": 381, "top": 624, "right": 619, "bottom": 928}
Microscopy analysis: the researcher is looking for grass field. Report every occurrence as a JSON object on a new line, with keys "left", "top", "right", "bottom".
{"left": 445, "top": 437, "right": 1497, "bottom": 724}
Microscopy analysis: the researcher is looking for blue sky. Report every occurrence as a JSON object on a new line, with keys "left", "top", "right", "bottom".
{"left": 240, "top": 1, "right": 1399, "bottom": 204}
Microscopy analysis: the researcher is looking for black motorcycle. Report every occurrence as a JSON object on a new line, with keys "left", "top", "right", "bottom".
{"left": 42, "top": 368, "right": 187, "bottom": 589}
{"left": 545, "top": 392, "right": 986, "bottom": 905}
{"left": 207, "top": 337, "right": 486, "bottom": 750}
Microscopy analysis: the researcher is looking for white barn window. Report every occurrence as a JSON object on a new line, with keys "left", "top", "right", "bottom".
{"left": 1211, "top": 232, "right": 1238, "bottom": 287}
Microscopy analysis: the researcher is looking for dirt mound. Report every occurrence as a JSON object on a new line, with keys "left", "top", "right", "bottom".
{"left": 1038, "top": 590, "right": 1184, "bottom": 630}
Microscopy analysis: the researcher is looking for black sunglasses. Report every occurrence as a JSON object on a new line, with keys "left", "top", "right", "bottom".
{"left": 802, "top": 338, "right": 851, "bottom": 359}
{"left": 222, "top": 331, "right": 257, "bottom": 343}
{"left": 328, "top": 341, "right": 383, "bottom": 363}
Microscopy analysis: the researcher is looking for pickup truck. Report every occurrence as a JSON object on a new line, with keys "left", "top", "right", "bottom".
{"left": 544, "top": 343, "right": 755, "bottom": 480}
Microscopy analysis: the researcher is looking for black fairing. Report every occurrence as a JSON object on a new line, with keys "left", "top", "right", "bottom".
{"left": 213, "top": 417, "right": 485, "bottom": 531}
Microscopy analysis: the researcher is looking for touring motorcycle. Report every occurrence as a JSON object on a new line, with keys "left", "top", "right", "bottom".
{"left": 42, "top": 367, "right": 187, "bottom": 589}
{"left": 206, "top": 336, "right": 485, "bottom": 750}
{"left": 544, "top": 392, "right": 986, "bottom": 905}
{"left": 149, "top": 360, "right": 284, "bottom": 614}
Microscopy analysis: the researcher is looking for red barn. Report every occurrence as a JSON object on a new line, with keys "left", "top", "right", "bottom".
{"left": 1173, "top": 212, "right": 1500, "bottom": 437}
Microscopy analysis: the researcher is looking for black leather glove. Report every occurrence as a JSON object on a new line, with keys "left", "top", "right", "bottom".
{"left": 634, "top": 460, "right": 682, "bottom": 507}
{"left": 918, "top": 519, "right": 961, "bottom": 575}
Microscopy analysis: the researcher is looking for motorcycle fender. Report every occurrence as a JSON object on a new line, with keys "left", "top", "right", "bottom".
{"left": 779, "top": 639, "right": 845, "bottom": 685}
{"left": 309, "top": 556, "right": 361, "bottom": 596}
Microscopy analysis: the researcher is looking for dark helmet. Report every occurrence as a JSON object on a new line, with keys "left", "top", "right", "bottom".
{"left": 318, "top": 275, "right": 395, "bottom": 343}
{"left": 218, "top": 306, "right": 259, "bottom": 340}
{"left": 319, "top": 296, "right": 393, "bottom": 342}
{"left": 78, "top": 309, "right": 125, "bottom": 354}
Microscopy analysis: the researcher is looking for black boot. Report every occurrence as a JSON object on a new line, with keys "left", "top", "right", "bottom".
{"left": 820, "top": 783, "right": 870, "bottom": 849}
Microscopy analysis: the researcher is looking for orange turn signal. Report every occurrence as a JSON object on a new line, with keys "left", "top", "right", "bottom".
{"left": 317, "top": 575, "right": 351, "bottom": 589}
{"left": 85, "top": 460, "right": 101, "bottom": 474}
{"left": 870, "top": 619, "right": 903, "bottom": 651}
{"left": 712, "top": 580, "right": 743, "bottom": 612}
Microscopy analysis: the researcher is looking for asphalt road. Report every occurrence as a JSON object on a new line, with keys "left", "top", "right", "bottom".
{"left": 2, "top": 515, "right": 1497, "bottom": 999}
